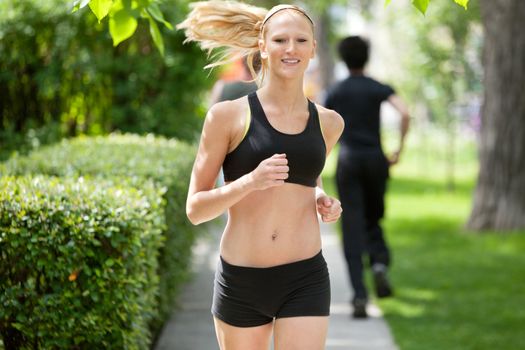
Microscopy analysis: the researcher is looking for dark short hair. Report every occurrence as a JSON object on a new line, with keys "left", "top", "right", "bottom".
{"left": 338, "top": 36, "right": 369, "bottom": 69}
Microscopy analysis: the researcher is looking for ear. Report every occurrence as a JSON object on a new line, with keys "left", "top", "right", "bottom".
{"left": 311, "top": 39, "right": 317, "bottom": 59}
{"left": 259, "top": 39, "right": 268, "bottom": 59}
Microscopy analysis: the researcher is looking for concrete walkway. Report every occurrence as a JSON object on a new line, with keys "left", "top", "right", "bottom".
{"left": 154, "top": 221, "right": 398, "bottom": 350}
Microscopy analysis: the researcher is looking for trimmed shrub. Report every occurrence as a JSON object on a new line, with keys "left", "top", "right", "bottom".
{"left": 0, "top": 175, "right": 164, "bottom": 349}
{"left": 1, "top": 133, "right": 197, "bottom": 339}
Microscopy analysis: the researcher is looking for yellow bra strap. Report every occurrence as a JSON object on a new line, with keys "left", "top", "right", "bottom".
{"left": 317, "top": 112, "right": 326, "bottom": 142}
{"left": 242, "top": 106, "right": 251, "bottom": 140}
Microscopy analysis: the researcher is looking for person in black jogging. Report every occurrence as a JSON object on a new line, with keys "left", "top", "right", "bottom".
{"left": 324, "top": 35, "right": 410, "bottom": 318}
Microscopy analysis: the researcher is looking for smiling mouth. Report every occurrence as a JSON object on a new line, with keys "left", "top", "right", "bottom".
{"left": 281, "top": 59, "right": 300, "bottom": 64}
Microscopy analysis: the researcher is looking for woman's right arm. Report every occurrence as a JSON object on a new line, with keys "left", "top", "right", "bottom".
{"left": 186, "top": 102, "right": 288, "bottom": 225}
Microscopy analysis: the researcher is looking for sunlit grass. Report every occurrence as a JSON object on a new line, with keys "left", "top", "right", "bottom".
{"left": 380, "top": 172, "right": 525, "bottom": 350}
{"left": 322, "top": 131, "right": 525, "bottom": 350}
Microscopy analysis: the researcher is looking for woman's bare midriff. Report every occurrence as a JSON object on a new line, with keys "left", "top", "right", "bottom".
{"left": 220, "top": 182, "right": 322, "bottom": 267}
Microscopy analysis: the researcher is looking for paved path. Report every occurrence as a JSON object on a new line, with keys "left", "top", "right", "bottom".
{"left": 154, "top": 221, "right": 398, "bottom": 350}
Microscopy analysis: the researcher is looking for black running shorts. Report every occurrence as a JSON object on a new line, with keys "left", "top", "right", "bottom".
{"left": 212, "top": 250, "right": 331, "bottom": 327}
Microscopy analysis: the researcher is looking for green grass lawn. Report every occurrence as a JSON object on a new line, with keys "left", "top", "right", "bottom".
{"left": 381, "top": 175, "right": 525, "bottom": 350}
{"left": 323, "top": 134, "right": 525, "bottom": 350}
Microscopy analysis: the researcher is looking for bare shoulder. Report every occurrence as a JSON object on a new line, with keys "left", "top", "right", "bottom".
{"left": 316, "top": 104, "right": 345, "bottom": 137}
{"left": 207, "top": 98, "right": 245, "bottom": 126}
{"left": 205, "top": 96, "right": 250, "bottom": 152}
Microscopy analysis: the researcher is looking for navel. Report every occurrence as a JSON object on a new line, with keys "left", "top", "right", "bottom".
{"left": 271, "top": 230, "right": 279, "bottom": 241}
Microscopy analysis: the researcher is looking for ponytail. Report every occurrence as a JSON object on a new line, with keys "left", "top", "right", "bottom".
{"left": 176, "top": 1, "right": 267, "bottom": 81}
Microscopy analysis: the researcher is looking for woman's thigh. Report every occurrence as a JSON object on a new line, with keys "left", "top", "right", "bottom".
{"left": 273, "top": 316, "right": 329, "bottom": 350}
{"left": 214, "top": 317, "right": 273, "bottom": 350}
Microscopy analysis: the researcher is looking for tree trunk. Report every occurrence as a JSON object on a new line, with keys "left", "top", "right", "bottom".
{"left": 314, "top": 10, "right": 335, "bottom": 92}
{"left": 467, "top": 0, "right": 525, "bottom": 230}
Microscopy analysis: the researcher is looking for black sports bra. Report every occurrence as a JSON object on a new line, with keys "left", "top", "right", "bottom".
{"left": 222, "top": 92, "right": 326, "bottom": 187}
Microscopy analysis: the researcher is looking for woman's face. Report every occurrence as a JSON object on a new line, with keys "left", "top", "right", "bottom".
{"left": 259, "top": 10, "right": 316, "bottom": 80}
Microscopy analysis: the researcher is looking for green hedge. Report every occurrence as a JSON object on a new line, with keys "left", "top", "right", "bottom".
{"left": 1, "top": 133, "right": 197, "bottom": 344}
{"left": 0, "top": 175, "right": 164, "bottom": 349}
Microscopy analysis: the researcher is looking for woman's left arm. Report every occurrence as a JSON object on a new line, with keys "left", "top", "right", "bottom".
{"left": 315, "top": 107, "right": 345, "bottom": 223}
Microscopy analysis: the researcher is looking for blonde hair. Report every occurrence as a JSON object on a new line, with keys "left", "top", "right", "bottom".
{"left": 177, "top": 1, "right": 314, "bottom": 84}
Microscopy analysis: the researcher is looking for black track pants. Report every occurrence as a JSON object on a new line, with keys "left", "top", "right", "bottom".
{"left": 336, "top": 149, "right": 390, "bottom": 301}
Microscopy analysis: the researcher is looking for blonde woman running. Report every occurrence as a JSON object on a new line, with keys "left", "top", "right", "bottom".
{"left": 179, "top": 2, "right": 344, "bottom": 349}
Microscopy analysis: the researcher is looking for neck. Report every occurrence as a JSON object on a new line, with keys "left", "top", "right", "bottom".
{"left": 350, "top": 68, "right": 365, "bottom": 76}
{"left": 258, "top": 74, "right": 307, "bottom": 113}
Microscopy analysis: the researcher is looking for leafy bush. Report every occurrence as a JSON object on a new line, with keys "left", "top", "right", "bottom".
{"left": 0, "top": 175, "right": 164, "bottom": 349}
{"left": 0, "top": 0, "right": 213, "bottom": 143}
{"left": 1, "top": 133, "right": 198, "bottom": 341}
{"left": 0, "top": 122, "right": 64, "bottom": 163}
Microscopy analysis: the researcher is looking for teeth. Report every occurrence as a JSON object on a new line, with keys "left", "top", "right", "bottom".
{"left": 282, "top": 59, "right": 299, "bottom": 63}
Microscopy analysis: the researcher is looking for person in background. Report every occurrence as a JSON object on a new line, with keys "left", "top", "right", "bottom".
{"left": 324, "top": 35, "right": 410, "bottom": 318}
{"left": 209, "top": 55, "right": 261, "bottom": 105}
{"left": 179, "top": 2, "right": 344, "bottom": 348}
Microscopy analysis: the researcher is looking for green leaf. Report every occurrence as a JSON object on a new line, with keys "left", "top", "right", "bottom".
{"left": 454, "top": 0, "right": 469, "bottom": 9}
{"left": 109, "top": 8, "right": 138, "bottom": 46}
{"left": 89, "top": 0, "right": 114, "bottom": 22}
{"left": 147, "top": 15, "right": 165, "bottom": 57}
{"left": 384, "top": 0, "right": 392, "bottom": 7}
{"left": 74, "top": 336, "right": 86, "bottom": 344}
{"left": 412, "top": 0, "right": 430, "bottom": 14}
{"left": 146, "top": 3, "right": 173, "bottom": 30}
{"left": 72, "top": 0, "right": 91, "bottom": 13}
{"left": 11, "top": 322, "right": 24, "bottom": 331}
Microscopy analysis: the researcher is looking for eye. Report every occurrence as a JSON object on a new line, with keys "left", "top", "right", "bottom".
{"left": 274, "top": 38, "right": 286, "bottom": 43}
{"left": 297, "top": 38, "right": 308, "bottom": 43}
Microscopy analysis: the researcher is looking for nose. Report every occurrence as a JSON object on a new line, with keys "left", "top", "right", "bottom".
{"left": 286, "top": 41, "right": 296, "bottom": 54}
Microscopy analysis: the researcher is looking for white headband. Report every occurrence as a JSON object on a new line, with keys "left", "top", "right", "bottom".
{"left": 262, "top": 4, "right": 314, "bottom": 29}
